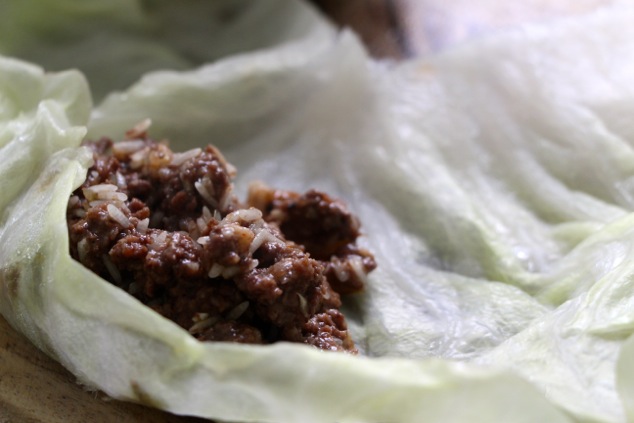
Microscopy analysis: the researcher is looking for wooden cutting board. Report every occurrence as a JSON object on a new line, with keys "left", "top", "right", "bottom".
{"left": 0, "top": 316, "right": 207, "bottom": 423}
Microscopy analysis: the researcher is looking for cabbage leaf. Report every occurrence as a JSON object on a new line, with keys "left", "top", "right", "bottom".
{"left": 0, "top": 0, "right": 331, "bottom": 101}
{"left": 2, "top": 1, "right": 634, "bottom": 422}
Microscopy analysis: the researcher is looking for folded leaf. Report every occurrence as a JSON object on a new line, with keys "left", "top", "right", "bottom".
{"left": 2, "top": 1, "right": 634, "bottom": 422}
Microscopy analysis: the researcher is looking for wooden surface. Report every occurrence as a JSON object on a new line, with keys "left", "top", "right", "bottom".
{"left": 0, "top": 316, "right": 206, "bottom": 423}
{"left": 309, "top": 0, "right": 408, "bottom": 59}
{"left": 0, "top": 1, "right": 614, "bottom": 422}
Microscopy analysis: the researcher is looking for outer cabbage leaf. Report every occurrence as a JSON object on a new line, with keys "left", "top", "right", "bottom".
{"left": 0, "top": 0, "right": 331, "bottom": 101}
{"left": 3, "top": 1, "right": 634, "bottom": 422}
{"left": 0, "top": 26, "right": 570, "bottom": 423}
{"left": 0, "top": 56, "right": 90, "bottom": 223}
{"left": 89, "top": 2, "right": 634, "bottom": 421}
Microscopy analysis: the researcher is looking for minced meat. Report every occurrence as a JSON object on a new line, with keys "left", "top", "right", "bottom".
{"left": 66, "top": 120, "right": 376, "bottom": 352}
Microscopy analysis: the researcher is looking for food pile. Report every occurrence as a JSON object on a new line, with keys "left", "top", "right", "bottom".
{"left": 67, "top": 121, "right": 376, "bottom": 352}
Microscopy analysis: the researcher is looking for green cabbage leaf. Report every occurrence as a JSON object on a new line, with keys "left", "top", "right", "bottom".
{"left": 2, "top": 1, "right": 634, "bottom": 422}
{"left": 0, "top": 0, "right": 331, "bottom": 101}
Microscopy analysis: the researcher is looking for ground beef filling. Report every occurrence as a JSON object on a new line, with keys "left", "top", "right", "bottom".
{"left": 67, "top": 125, "right": 376, "bottom": 352}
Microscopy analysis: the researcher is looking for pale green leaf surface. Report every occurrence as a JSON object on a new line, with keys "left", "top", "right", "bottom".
{"left": 0, "top": 0, "right": 331, "bottom": 101}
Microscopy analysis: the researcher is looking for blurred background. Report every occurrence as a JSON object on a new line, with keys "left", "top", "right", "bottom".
{"left": 310, "top": 0, "right": 614, "bottom": 59}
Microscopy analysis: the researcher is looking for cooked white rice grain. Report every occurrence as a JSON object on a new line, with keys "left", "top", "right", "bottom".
{"left": 219, "top": 184, "right": 234, "bottom": 211}
{"left": 151, "top": 231, "right": 168, "bottom": 247}
{"left": 83, "top": 183, "right": 118, "bottom": 201}
{"left": 107, "top": 204, "right": 131, "bottom": 228}
{"left": 72, "top": 208, "right": 86, "bottom": 218}
{"left": 195, "top": 178, "right": 219, "bottom": 209}
{"left": 87, "top": 183, "right": 118, "bottom": 192}
{"left": 103, "top": 254, "right": 122, "bottom": 285}
{"left": 263, "top": 230, "right": 284, "bottom": 247}
{"left": 112, "top": 140, "right": 146, "bottom": 155}
{"left": 332, "top": 258, "right": 349, "bottom": 282}
{"left": 68, "top": 195, "right": 80, "bottom": 208}
{"left": 115, "top": 171, "right": 127, "bottom": 188}
{"left": 196, "top": 217, "right": 208, "bottom": 233}
{"left": 196, "top": 206, "right": 214, "bottom": 233}
{"left": 226, "top": 207, "right": 261, "bottom": 224}
{"left": 129, "top": 147, "right": 150, "bottom": 169}
{"left": 184, "top": 262, "right": 200, "bottom": 273}
{"left": 226, "top": 163, "right": 237, "bottom": 178}
{"left": 221, "top": 266, "right": 241, "bottom": 279}
{"left": 208, "top": 262, "right": 224, "bottom": 278}
{"left": 226, "top": 301, "right": 249, "bottom": 321}
{"left": 350, "top": 255, "right": 367, "bottom": 280}
{"left": 97, "top": 191, "right": 128, "bottom": 202}
{"left": 192, "top": 312, "right": 209, "bottom": 323}
{"left": 202, "top": 206, "right": 213, "bottom": 222}
{"left": 171, "top": 148, "right": 202, "bottom": 166}
{"left": 126, "top": 118, "right": 152, "bottom": 139}
{"left": 297, "top": 293, "right": 308, "bottom": 317}
{"left": 136, "top": 218, "right": 149, "bottom": 234}
{"left": 188, "top": 315, "right": 219, "bottom": 334}
{"left": 88, "top": 200, "right": 110, "bottom": 208}
{"left": 77, "top": 238, "right": 89, "bottom": 263}
{"left": 249, "top": 229, "right": 269, "bottom": 255}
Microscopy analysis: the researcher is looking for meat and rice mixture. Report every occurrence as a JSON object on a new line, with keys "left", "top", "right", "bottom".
{"left": 66, "top": 120, "right": 376, "bottom": 352}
